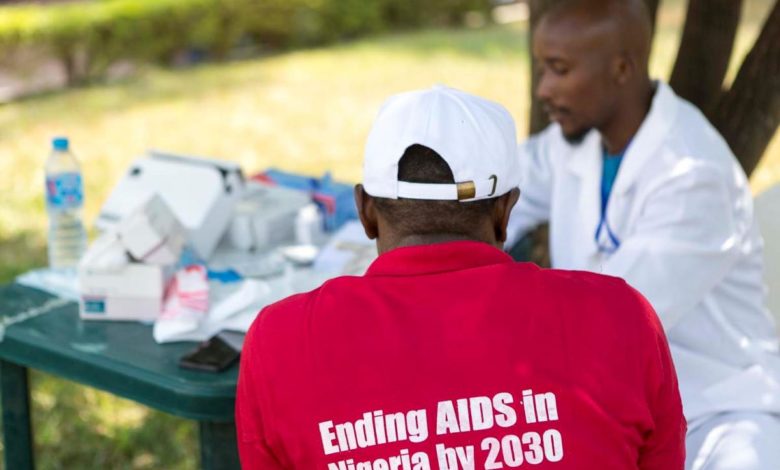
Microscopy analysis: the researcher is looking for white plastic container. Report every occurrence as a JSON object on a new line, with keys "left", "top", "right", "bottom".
{"left": 295, "top": 204, "right": 325, "bottom": 246}
{"left": 96, "top": 151, "right": 244, "bottom": 260}
{"left": 226, "top": 181, "right": 310, "bottom": 251}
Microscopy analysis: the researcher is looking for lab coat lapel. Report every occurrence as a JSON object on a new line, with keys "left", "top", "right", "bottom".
{"left": 611, "top": 82, "right": 679, "bottom": 198}
{"left": 564, "top": 130, "right": 602, "bottom": 266}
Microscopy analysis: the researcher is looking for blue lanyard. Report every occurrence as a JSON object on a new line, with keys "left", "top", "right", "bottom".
{"left": 594, "top": 211, "right": 621, "bottom": 254}
{"left": 595, "top": 147, "right": 626, "bottom": 254}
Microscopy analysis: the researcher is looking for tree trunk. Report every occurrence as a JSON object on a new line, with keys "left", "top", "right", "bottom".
{"left": 528, "top": 0, "right": 558, "bottom": 134}
{"left": 669, "top": 0, "right": 742, "bottom": 115}
{"left": 56, "top": 46, "right": 78, "bottom": 87}
{"left": 712, "top": 0, "right": 780, "bottom": 177}
{"left": 643, "top": 0, "right": 660, "bottom": 35}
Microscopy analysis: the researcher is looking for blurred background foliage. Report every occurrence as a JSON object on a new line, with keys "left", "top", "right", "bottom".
{"left": 0, "top": 0, "right": 778, "bottom": 468}
{"left": 0, "top": 0, "right": 490, "bottom": 85}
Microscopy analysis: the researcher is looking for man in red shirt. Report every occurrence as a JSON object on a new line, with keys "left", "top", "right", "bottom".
{"left": 236, "top": 85, "right": 685, "bottom": 469}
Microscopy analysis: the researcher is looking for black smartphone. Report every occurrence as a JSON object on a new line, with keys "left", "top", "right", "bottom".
{"left": 179, "top": 334, "right": 240, "bottom": 372}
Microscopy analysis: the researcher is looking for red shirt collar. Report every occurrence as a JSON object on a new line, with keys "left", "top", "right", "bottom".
{"left": 365, "top": 240, "right": 515, "bottom": 277}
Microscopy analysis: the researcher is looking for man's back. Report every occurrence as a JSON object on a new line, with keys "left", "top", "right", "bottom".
{"left": 237, "top": 241, "right": 684, "bottom": 469}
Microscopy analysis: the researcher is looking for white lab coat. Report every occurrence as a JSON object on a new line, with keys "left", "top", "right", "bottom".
{"left": 507, "top": 81, "right": 780, "bottom": 424}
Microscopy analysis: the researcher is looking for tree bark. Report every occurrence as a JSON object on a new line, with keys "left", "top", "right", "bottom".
{"left": 712, "top": 0, "right": 780, "bottom": 177}
{"left": 528, "top": 0, "right": 559, "bottom": 134}
{"left": 643, "top": 0, "right": 660, "bottom": 35}
{"left": 669, "top": 0, "right": 742, "bottom": 115}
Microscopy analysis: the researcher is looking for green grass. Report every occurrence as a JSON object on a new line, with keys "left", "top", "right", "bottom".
{"left": 0, "top": 25, "right": 533, "bottom": 284}
{"left": 29, "top": 374, "right": 198, "bottom": 469}
{"left": 0, "top": 1, "right": 778, "bottom": 467}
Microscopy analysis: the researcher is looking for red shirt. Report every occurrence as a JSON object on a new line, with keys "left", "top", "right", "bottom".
{"left": 236, "top": 241, "right": 685, "bottom": 469}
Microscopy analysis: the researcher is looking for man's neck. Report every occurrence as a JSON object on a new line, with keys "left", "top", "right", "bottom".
{"left": 379, "top": 233, "right": 498, "bottom": 255}
{"left": 599, "top": 81, "right": 655, "bottom": 155}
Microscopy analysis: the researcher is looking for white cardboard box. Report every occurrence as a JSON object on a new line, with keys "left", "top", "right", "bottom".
{"left": 79, "top": 263, "right": 171, "bottom": 321}
{"left": 118, "top": 194, "right": 186, "bottom": 265}
{"left": 96, "top": 151, "right": 244, "bottom": 260}
{"left": 226, "top": 181, "right": 311, "bottom": 251}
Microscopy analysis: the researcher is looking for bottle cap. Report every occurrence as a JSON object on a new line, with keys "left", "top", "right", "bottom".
{"left": 52, "top": 137, "right": 69, "bottom": 151}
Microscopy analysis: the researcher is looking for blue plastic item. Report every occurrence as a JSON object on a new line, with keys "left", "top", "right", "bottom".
{"left": 51, "top": 137, "right": 69, "bottom": 151}
{"left": 257, "top": 169, "right": 357, "bottom": 231}
{"left": 207, "top": 269, "right": 243, "bottom": 283}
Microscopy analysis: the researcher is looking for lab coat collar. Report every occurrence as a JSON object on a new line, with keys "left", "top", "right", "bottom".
{"left": 612, "top": 81, "right": 679, "bottom": 195}
{"left": 563, "top": 81, "right": 679, "bottom": 194}
{"left": 562, "top": 130, "right": 603, "bottom": 264}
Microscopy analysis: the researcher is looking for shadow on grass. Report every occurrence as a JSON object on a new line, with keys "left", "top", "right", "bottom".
{"left": 0, "top": 230, "right": 47, "bottom": 284}
{"left": 359, "top": 24, "right": 528, "bottom": 59}
{"left": 29, "top": 371, "right": 197, "bottom": 470}
{"left": 0, "top": 24, "right": 528, "bottom": 125}
{"left": 0, "top": 233, "right": 198, "bottom": 469}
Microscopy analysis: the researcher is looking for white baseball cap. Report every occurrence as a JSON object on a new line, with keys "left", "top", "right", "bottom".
{"left": 363, "top": 85, "right": 520, "bottom": 201}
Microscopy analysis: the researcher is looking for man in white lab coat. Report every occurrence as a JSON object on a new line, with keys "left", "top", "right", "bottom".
{"left": 507, "top": 1, "right": 780, "bottom": 468}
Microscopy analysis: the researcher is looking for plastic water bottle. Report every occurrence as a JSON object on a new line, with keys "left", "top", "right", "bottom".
{"left": 45, "top": 137, "right": 86, "bottom": 269}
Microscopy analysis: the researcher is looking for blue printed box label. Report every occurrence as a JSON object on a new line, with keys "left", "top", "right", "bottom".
{"left": 82, "top": 297, "right": 106, "bottom": 314}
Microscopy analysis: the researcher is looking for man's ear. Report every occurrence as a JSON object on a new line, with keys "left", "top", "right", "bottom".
{"left": 354, "top": 184, "right": 378, "bottom": 240}
{"left": 494, "top": 187, "right": 520, "bottom": 244}
{"left": 613, "top": 53, "right": 634, "bottom": 86}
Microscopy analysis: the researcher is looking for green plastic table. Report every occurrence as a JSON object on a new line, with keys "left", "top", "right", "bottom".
{"left": 0, "top": 283, "right": 240, "bottom": 470}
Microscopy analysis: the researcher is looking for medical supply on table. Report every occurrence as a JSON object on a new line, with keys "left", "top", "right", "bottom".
{"left": 253, "top": 169, "right": 357, "bottom": 231}
{"left": 154, "top": 274, "right": 270, "bottom": 344}
{"left": 313, "top": 220, "right": 376, "bottom": 276}
{"left": 295, "top": 204, "right": 325, "bottom": 246}
{"left": 16, "top": 267, "right": 79, "bottom": 301}
{"left": 35, "top": 149, "right": 371, "bottom": 340}
{"left": 77, "top": 195, "right": 187, "bottom": 321}
{"left": 217, "top": 330, "right": 246, "bottom": 352}
{"left": 152, "top": 265, "right": 333, "bottom": 343}
{"left": 45, "top": 136, "right": 87, "bottom": 269}
{"left": 153, "top": 265, "right": 209, "bottom": 341}
{"left": 78, "top": 230, "right": 129, "bottom": 272}
{"left": 209, "top": 279, "right": 270, "bottom": 322}
{"left": 96, "top": 151, "right": 244, "bottom": 259}
{"left": 79, "top": 262, "right": 173, "bottom": 321}
{"left": 225, "top": 181, "right": 310, "bottom": 251}
{"left": 280, "top": 244, "right": 319, "bottom": 266}
{"left": 118, "top": 194, "right": 186, "bottom": 265}
{"left": 208, "top": 245, "right": 287, "bottom": 278}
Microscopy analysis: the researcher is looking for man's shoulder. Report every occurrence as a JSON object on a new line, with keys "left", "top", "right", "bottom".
{"left": 662, "top": 90, "right": 737, "bottom": 166}
{"left": 535, "top": 266, "right": 628, "bottom": 292}
{"left": 533, "top": 268, "right": 663, "bottom": 333}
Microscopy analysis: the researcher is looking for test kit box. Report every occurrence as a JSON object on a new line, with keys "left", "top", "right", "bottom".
{"left": 96, "top": 151, "right": 244, "bottom": 260}
{"left": 226, "top": 181, "right": 311, "bottom": 251}
{"left": 118, "top": 194, "right": 185, "bottom": 265}
{"left": 79, "top": 263, "right": 172, "bottom": 321}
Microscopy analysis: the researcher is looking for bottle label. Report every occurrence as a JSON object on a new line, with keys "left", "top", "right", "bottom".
{"left": 46, "top": 172, "right": 83, "bottom": 210}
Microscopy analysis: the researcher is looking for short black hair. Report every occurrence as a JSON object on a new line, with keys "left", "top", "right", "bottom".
{"left": 372, "top": 144, "right": 498, "bottom": 236}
